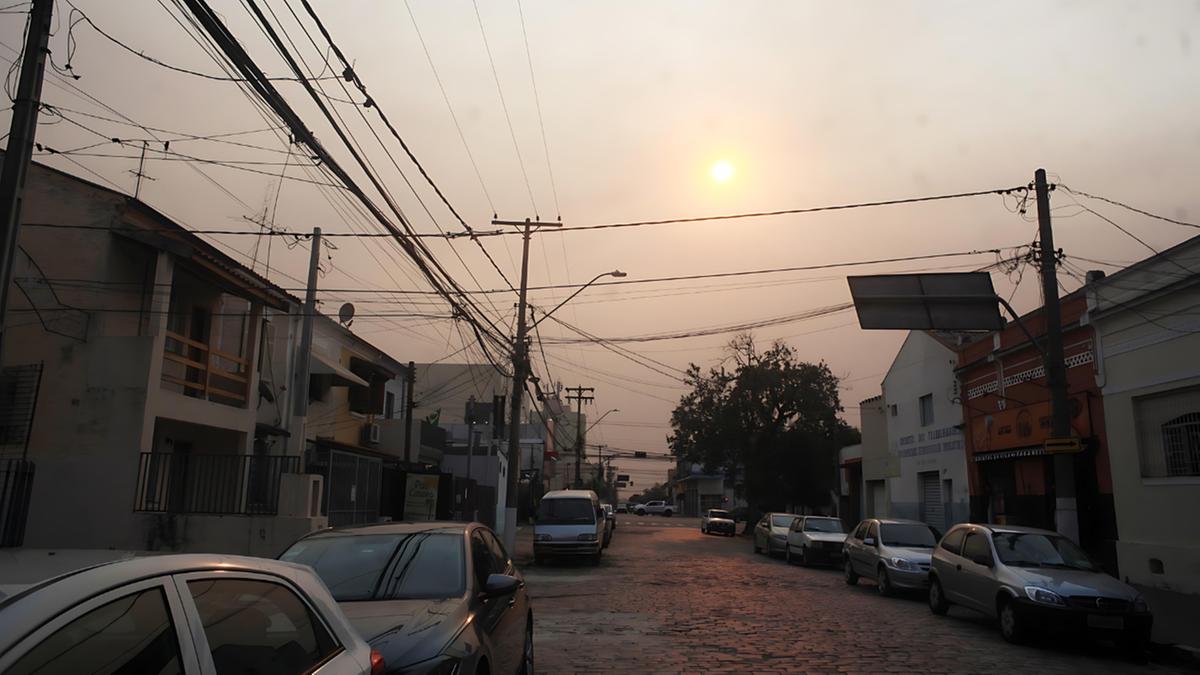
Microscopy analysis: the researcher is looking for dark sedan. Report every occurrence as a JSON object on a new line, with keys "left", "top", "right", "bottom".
{"left": 281, "top": 521, "right": 533, "bottom": 675}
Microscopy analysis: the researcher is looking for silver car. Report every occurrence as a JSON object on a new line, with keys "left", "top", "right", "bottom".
{"left": 0, "top": 553, "right": 375, "bottom": 674}
{"left": 928, "top": 523, "right": 1153, "bottom": 650}
{"left": 843, "top": 518, "right": 941, "bottom": 596}
{"left": 753, "top": 512, "right": 799, "bottom": 556}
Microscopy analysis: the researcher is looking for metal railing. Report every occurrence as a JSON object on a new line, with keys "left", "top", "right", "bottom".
{"left": 134, "top": 453, "right": 299, "bottom": 515}
{"left": 0, "top": 459, "right": 35, "bottom": 547}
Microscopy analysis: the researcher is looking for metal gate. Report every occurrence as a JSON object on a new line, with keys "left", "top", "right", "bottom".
{"left": 326, "top": 450, "right": 381, "bottom": 527}
{"left": 919, "top": 471, "right": 944, "bottom": 531}
{"left": 0, "top": 459, "right": 35, "bottom": 547}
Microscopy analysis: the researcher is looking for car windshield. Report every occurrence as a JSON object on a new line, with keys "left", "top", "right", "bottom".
{"left": 538, "top": 498, "right": 596, "bottom": 524}
{"left": 804, "top": 519, "right": 844, "bottom": 533}
{"left": 992, "top": 532, "right": 1100, "bottom": 571}
{"left": 708, "top": 510, "right": 731, "bottom": 519}
{"left": 280, "top": 532, "right": 465, "bottom": 601}
{"left": 771, "top": 515, "right": 794, "bottom": 527}
{"left": 879, "top": 524, "right": 937, "bottom": 548}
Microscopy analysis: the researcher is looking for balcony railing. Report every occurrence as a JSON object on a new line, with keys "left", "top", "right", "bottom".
{"left": 161, "top": 330, "right": 250, "bottom": 406}
{"left": 134, "top": 452, "right": 299, "bottom": 515}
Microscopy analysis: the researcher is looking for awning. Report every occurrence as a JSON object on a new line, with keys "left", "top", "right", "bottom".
{"left": 310, "top": 352, "right": 369, "bottom": 387}
{"left": 973, "top": 446, "right": 1047, "bottom": 463}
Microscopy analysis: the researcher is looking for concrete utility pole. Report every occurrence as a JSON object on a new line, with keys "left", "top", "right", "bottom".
{"left": 0, "top": 0, "right": 53, "bottom": 363}
{"left": 1034, "top": 169, "right": 1078, "bottom": 542}
{"left": 495, "top": 217, "right": 560, "bottom": 552}
{"left": 565, "top": 385, "right": 595, "bottom": 488}
{"left": 289, "top": 228, "right": 322, "bottom": 453}
{"left": 465, "top": 395, "right": 476, "bottom": 520}
{"left": 403, "top": 361, "right": 415, "bottom": 461}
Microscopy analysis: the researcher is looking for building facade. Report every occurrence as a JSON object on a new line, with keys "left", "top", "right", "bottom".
{"left": 858, "top": 395, "right": 895, "bottom": 518}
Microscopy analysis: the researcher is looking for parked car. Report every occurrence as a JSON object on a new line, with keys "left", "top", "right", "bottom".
{"left": 281, "top": 521, "right": 534, "bottom": 675}
{"left": 786, "top": 516, "right": 847, "bottom": 566}
{"left": 701, "top": 508, "right": 737, "bottom": 536}
{"left": 928, "top": 523, "right": 1152, "bottom": 652}
{"left": 753, "top": 512, "right": 799, "bottom": 556}
{"left": 843, "top": 518, "right": 941, "bottom": 596}
{"left": 634, "top": 500, "right": 674, "bottom": 516}
{"left": 0, "top": 553, "right": 376, "bottom": 674}
{"left": 533, "top": 489, "right": 606, "bottom": 564}
{"left": 616, "top": 503, "right": 629, "bottom": 514}
{"left": 601, "top": 503, "right": 616, "bottom": 546}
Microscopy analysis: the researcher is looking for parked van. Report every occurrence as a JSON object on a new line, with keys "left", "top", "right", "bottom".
{"left": 533, "top": 489, "right": 605, "bottom": 565}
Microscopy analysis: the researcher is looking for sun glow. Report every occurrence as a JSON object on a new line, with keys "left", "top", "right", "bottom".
{"left": 710, "top": 160, "right": 734, "bottom": 183}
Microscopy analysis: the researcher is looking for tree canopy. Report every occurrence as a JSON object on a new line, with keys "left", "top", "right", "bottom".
{"left": 668, "top": 334, "right": 859, "bottom": 512}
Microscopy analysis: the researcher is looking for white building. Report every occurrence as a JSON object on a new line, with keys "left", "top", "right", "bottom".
{"left": 858, "top": 395, "right": 895, "bottom": 518}
{"left": 1086, "top": 236, "right": 1200, "bottom": 598}
{"left": 880, "top": 331, "right": 968, "bottom": 532}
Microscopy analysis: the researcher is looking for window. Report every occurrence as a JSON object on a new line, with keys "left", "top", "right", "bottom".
{"left": 804, "top": 518, "right": 844, "bottom": 533}
{"left": 770, "top": 514, "right": 794, "bottom": 527}
{"left": 385, "top": 391, "right": 396, "bottom": 419}
{"left": 962, "top": 532, "right": 992, "bottom": 565}
{"left": 481, "top": 529, "right": 511, "bottom": 574}
{"left": 991, "top": 532, "right": 1099, "bottom": 571}
{"left": 187, "top": 578, "right": 338, "bottom": 675}
{"left": 1134, "top": 387, "right": 1200, "bottom": 477}
{"left": 866, "top": 522, "right": 879, "bottom": 542}
{"left": 537, "top": 498, "right": 596, "bottom": 524}
{"left": 853, "top": 522, "right": 869, "bottom": 540}
{"left": 889, "top": 404, "right": 898, "bottom": 417}
{"left": 879, "top": 523, "right": 937, "bottom": 547}
{"left": 919, "top": 394, "right": 934, "bottom": 427}
{"left": 471, "top": 531, "right": 493, "bottom": 585}
{"left": 8, "top": 587, "right": 183, "bottom": 675}
{"left": 281, "top": 532, "right": 466, "bottom": 601}
{"left": 940, "top": 527, "right": 967, "bottom": 554}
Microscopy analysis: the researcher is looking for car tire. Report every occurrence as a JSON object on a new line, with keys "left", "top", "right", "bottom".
{"left": 801, "top": 546, "right": 812, "bottom": 567}
{"left": 753, "top": 539, "right": 762, "bottom": 554}
{"left": 998, "top": 597, "right": 1025, "bottom": 644}
{"left": 664, "top": 510, "right": 673, "bottom": 517}
{"left": 520, "top": 618, "right": 534, "bottom": 675}
{"left": 701, "top": 525, "right": 707, "bottom": 534}
{"left": 844, "top": 558, "right": 858, "bottom": 585}
{"left": 928, "top": 577, "right": 949, "bottom": 615}
{"left": 876, "top": 567, "right": 893, "bottom": 597}
{"left": 785, "top": 545, "right": 794, "bottom": 565}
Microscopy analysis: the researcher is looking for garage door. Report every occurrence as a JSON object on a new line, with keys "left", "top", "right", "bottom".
{"left": 918, "top": 471, "right": 944, "bottom": 531}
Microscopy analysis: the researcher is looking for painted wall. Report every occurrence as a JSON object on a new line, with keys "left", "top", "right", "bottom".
{"left": 882, "top": 332, "right": 967, "bottom": 531}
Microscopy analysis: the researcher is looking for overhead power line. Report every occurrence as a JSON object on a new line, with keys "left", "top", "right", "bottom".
{"left": 1060, "top": 186, "right": 1200, "bottom": 230}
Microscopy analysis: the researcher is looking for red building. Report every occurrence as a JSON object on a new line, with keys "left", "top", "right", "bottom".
{"left": 956, "top": 292, "right": 1119, "bottom": 570}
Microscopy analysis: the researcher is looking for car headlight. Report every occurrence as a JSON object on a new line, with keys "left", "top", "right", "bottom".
{"left": 889, "top": 557, "right": 916, "bottom": 571}
{"left": 577, "top": 533, "right": 598, "bottom": 542}
{"left": 1024, "top": 586, "right": 1065, "bottom": 606}
{"left": 1133, "top": 594, "right": 1150, "bottom": 614}
{"left": 534, "top": 534, "right": 552, "bottom": 542}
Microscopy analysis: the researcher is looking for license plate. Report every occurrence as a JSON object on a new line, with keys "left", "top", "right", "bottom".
{"left": 1086, "top": 615, "right": 1124, "bottom": 630}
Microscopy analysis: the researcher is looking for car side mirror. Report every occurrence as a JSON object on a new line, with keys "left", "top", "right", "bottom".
{"left": 863, "top": 537, "right": 876, "bottom": 546}
{"left": 482, "top": 574, "right": 520, "bottom": 598}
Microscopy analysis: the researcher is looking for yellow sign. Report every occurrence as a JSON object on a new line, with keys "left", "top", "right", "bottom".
{"left": 1044, "top": 437, "right": 1084, "bottom": 454}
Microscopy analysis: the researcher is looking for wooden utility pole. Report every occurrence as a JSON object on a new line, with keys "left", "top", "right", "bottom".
{"left": 495, "top": 217, "right": 560, "bottom": 552}
{"left": 0, "top": 0, "right": 54, "bottom": 362}
{"left": 1034, "top": 169, "right": 1078, "bottom": 542}
{"left": 564, "top": 385, "right": 594, "bottom": 488}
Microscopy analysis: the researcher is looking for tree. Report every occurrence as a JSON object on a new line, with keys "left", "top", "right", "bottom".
{"left": 668, "top": 334, "right": 857, "bottom": 515}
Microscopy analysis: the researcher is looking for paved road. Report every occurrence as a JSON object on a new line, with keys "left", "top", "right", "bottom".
{"left": 520, "top": 517, "right": 1189, "bottom": 674}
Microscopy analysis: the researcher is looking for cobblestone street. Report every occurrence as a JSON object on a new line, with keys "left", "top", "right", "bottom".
{"left": 520, "top": 517, "right": 1191, "bottom": 674}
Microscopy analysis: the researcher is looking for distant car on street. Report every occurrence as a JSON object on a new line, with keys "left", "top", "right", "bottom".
{"left": 843, "top": 518, "right": 941, "bottom": 596}
{"left": 616, "top": 503, "right": 629, "bottom": 513}
{"left": 701, "top": 508, "right": 737, "bottom": 536}
{"left": 753, "top": 512, "right": 799, "bottom": 556}
{"left": 601, "top": 503, "right": 616, "bottom": 546}
{"left": 281, "top": 520, "right": 534, "bottom": 675}
{"left": 928, "top": 523, "right": 1152, "bottom": 653}
{"left": 786, "top": 516, "right": 847, "bottom": 566}
{"left": 0, "top": 553, "right": 376, "bottom": 674}
{"left": 634, "top": 500, "right": 674, "bottom": 517}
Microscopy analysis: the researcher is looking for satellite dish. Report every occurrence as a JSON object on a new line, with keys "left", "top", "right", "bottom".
{"left": 338, "top": 302, "right": 355, "bottom": 326}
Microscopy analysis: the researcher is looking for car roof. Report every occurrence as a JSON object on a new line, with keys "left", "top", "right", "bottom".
{"left": 867, "top": 518, "right": 930, "bottom": 526}
{"left": 542, "top": 489, "right": 598, "bottom": 500}
{"left": 300, "top": 521, "right": 472, "bottom": 539}
{"left": 970, "top": 523, "right": 1059, "bottom": 536}
{"left": 803, "top": 516, "right": 839, "bottom": 520}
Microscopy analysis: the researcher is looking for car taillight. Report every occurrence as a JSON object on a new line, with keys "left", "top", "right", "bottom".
{"left": 370, "top": 649, "right": 386, "bottom": 675}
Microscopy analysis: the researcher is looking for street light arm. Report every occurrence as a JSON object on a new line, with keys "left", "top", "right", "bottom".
{"left": 529, "top": 270, "right": 625, "bottom": 330}
{"left": 585, "top": 408, "right": 619, "bottom": 434}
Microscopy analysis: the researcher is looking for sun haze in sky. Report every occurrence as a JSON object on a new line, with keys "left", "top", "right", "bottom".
{"left": 710, "top": 160, "right": 734, "bottom": 183}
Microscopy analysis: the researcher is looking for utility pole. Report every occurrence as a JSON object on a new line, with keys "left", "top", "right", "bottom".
{"left": 1034, "top": 168, "right": 1078, "bottom": 543}
{"left": 403, "top": 361, "right": 415, "bottom": 461}
{"left": 465, "top": 395, "right": 476, "bottom": 521}
{"left": 496, "top": 217, "right": 560, "bottom": 552}
{"left": 130, "top": 141, "right": 156, "bottom": 200}
{"left": 564, "top": 385, "right": 594, "bottom": 488}
{"left": 0, "top": 0, "right": 53, "bottom": 363}
{"left": 290, "top": 228, "right": 322, "bottom": 454}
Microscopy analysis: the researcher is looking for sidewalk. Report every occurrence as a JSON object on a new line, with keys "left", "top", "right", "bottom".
{"left": 513, "top": 524, "right": 534, "bottom": 566}
{"left": 1139, "top": 584, "right": 1200, "bottom": 664}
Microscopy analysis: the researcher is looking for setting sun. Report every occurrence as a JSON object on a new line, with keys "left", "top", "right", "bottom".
{"left": 710, "top": 160, "right": 734, "bottom": 183}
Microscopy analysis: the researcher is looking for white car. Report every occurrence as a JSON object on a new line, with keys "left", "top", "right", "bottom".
{"left": 754, "top": 512, "right": 800, "bottom": 556}
{"left": 0, "top": 553, "right": 376, "bottom": 674}
{"left": 701, "top": 508, "right": 737, "bottom": 536}
{"left": 634, "top": 500, "right": 674, "bottom": 516}
{"left": 785, "top": 515, "right": 848, "bottom": 566}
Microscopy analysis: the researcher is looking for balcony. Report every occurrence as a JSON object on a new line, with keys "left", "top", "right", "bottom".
{"left": 162, "top": 331, "right": 251, "bottom": 406}
{"left": 134, "top": 452, "right": 299, "bottom": 515}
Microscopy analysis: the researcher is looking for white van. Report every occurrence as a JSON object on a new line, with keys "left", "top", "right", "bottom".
{"left": 533, "top": 489, "right": 605, "bottom": 565}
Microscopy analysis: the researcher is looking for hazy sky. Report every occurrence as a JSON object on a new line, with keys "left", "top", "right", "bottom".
{"left": 4, "top": 1, "right": 1199, "bottom": 495}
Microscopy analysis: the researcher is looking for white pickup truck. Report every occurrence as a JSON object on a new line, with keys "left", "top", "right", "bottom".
{"left": 634, "top": 500, "right": 674, "bottom": 516}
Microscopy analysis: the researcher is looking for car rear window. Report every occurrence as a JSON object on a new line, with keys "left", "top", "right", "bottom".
{"left": 537, "top": 498, "right": 596, "bottom": 524}
{"left": 281, "top": 532, "right": 465, "bottom": 600}
{"left": 771, "top": 515, "right": 794, "bottom": 527}
{"left": 804, "top": 519, "right": 844, "bottom": 533}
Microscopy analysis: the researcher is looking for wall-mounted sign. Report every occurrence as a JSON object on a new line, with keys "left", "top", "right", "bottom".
{"left": 970, "top": 393, "right": 1091, "bottom": 454}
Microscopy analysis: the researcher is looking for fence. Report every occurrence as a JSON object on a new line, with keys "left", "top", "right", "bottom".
{"left": 134, "top": 453, "right": 299, "bottom": 515}
{"left": 0, "top": 459, "right": 35, "bottom": 547}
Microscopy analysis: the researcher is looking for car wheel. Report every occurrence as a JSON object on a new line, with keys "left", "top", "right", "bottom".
{"left": 801, "top": 546, "right": 812, "bottom": 567}
{"left": 701, "top": 525, "right": 707, "bottom": 534}
{"left": 928, "top": 577, "right": 949, "bottom": 615}
{"left": 844, "top": 558, "right": 858, "bottom": 585}
{"left": 520, "top": 618, "right": 534, "bottom": 675}
{"left": 664, "top": 510, "right": 673, "bottom": 517}
{"left": 876, "top": 567, "right": 893, "bottom": 597}
{"left": 785, "top": 545, "right": 794, "bottom": 565}
{"left": 998, "top": 597, "right": 1025, "bottom": 644}
{"left": 753, "top": 539, "right": 762, "bottom": 554}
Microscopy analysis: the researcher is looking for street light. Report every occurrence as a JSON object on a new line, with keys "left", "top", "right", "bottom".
{"left": 586, "top": 408, "right": 620, "bottom": 434}
{"left": 530, "top": 270, "right": 626, "bottom": 330}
